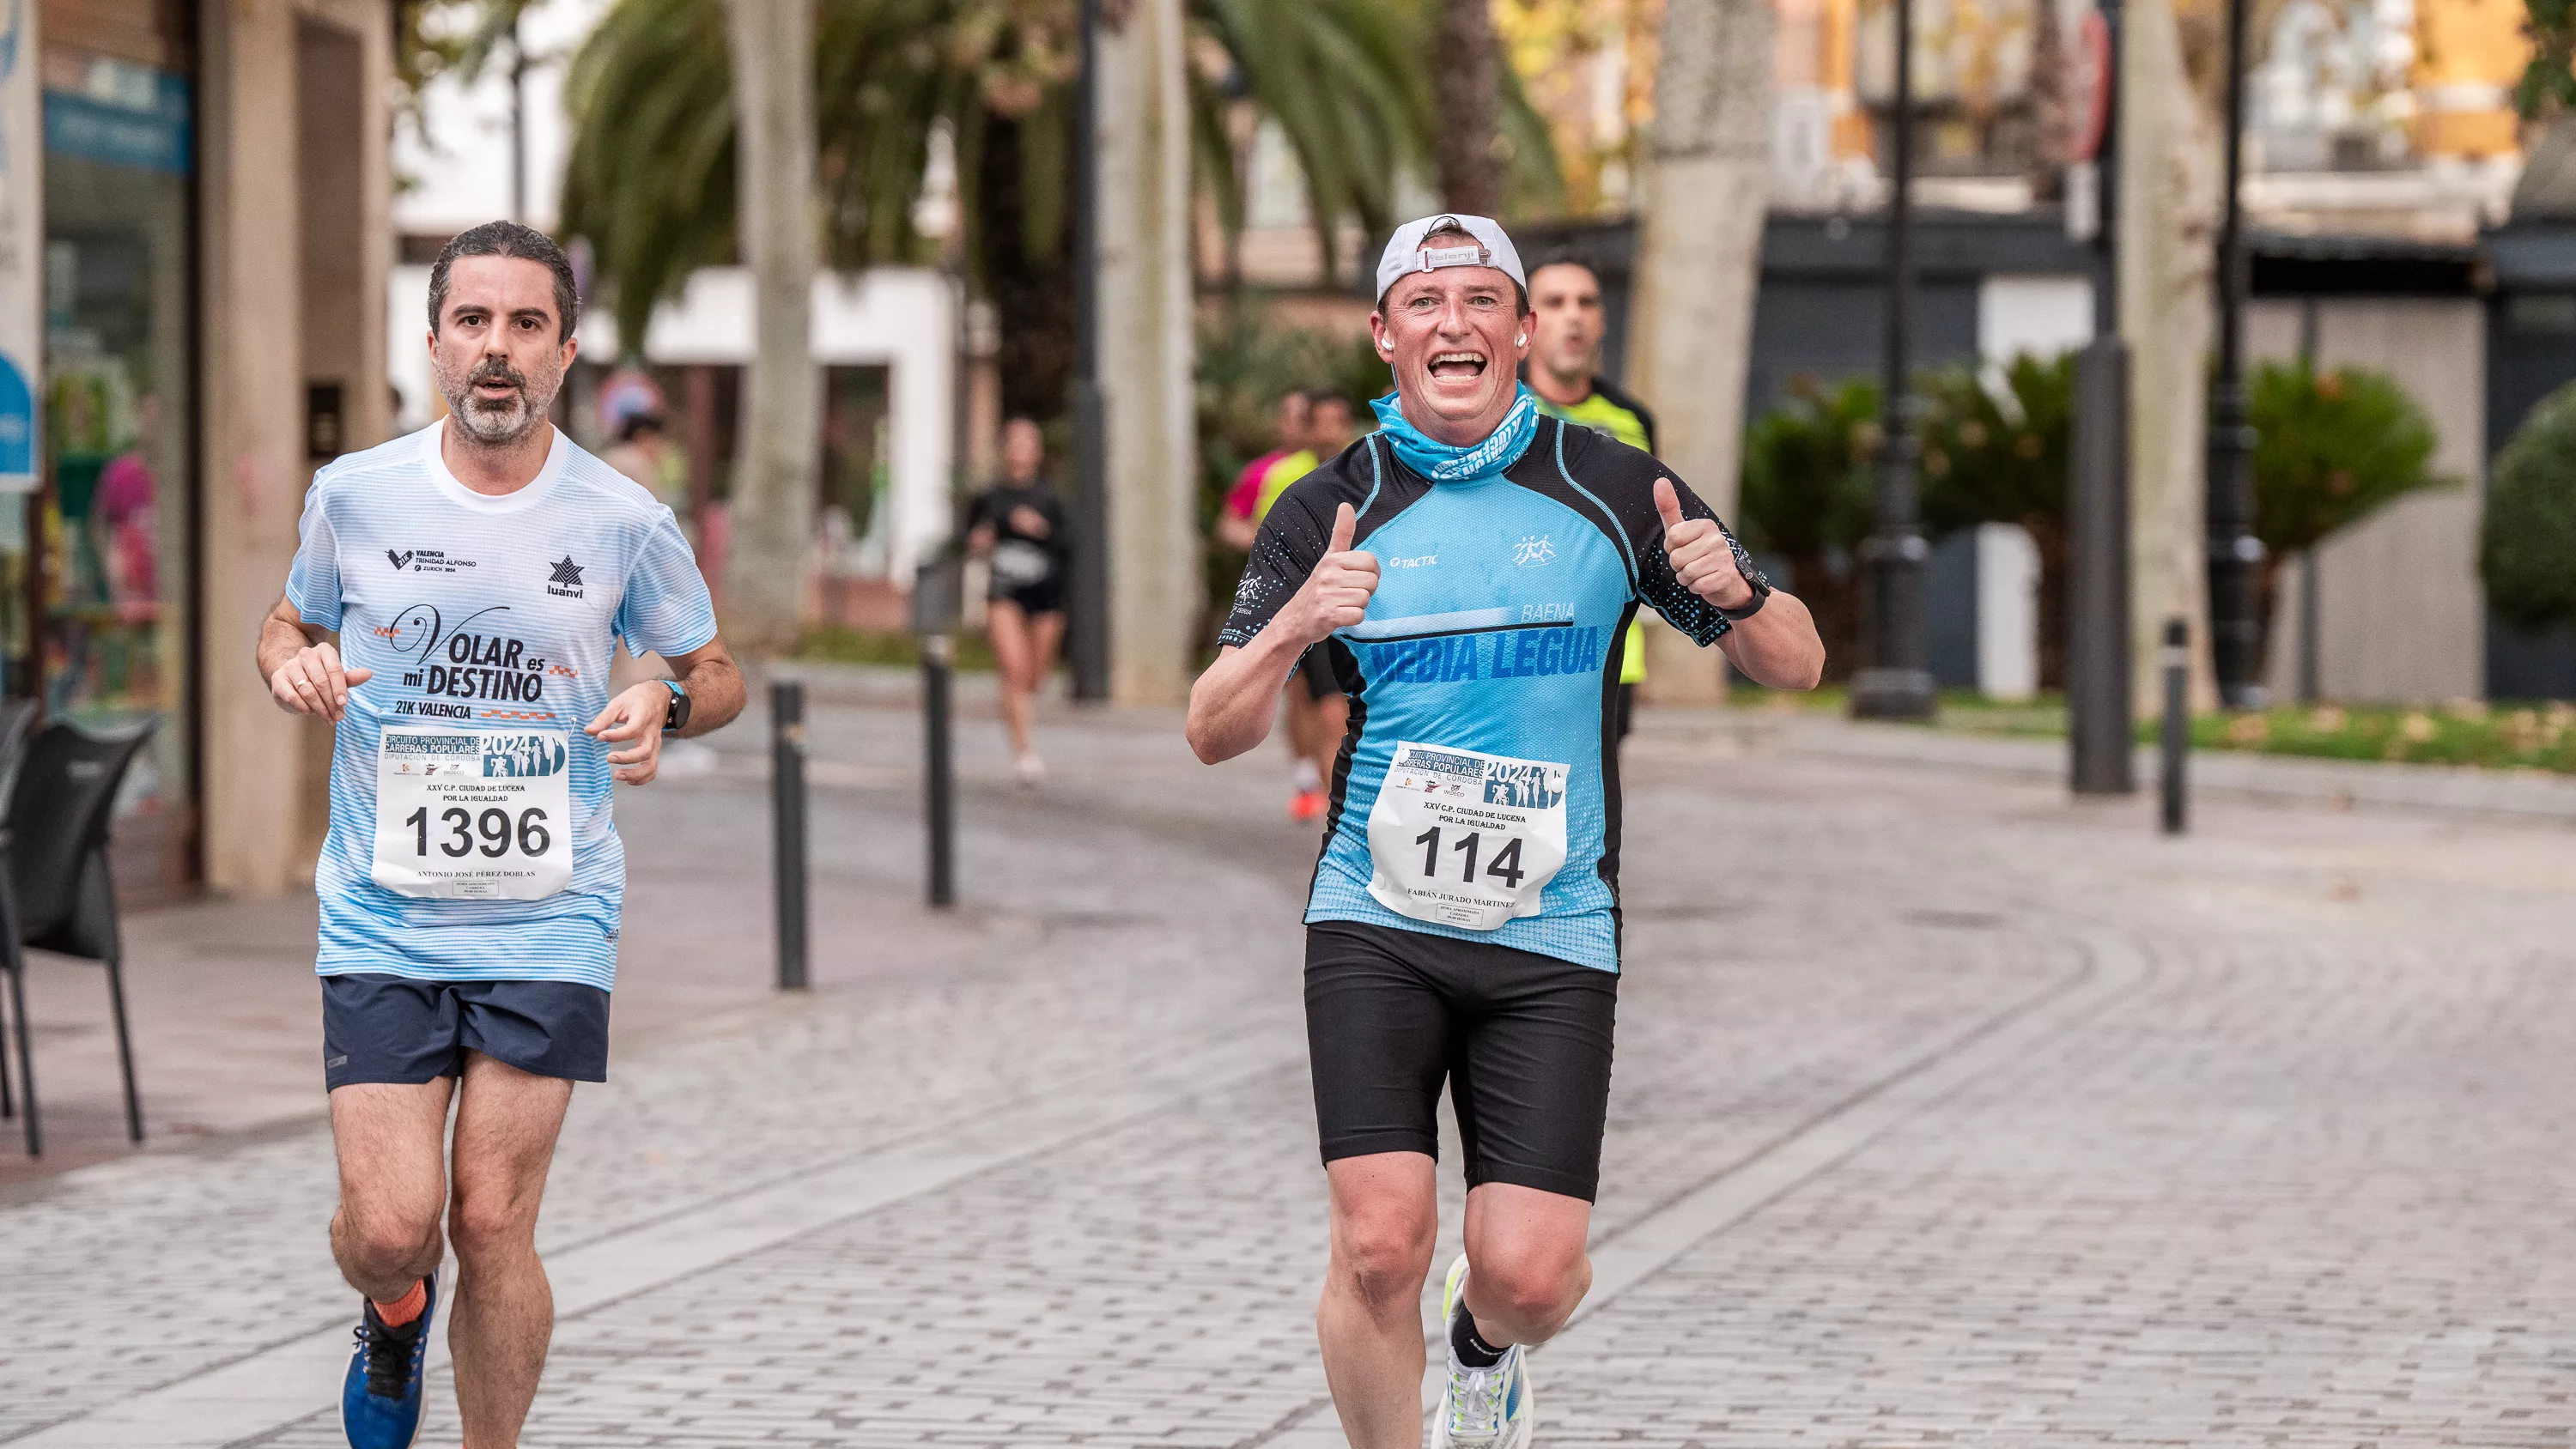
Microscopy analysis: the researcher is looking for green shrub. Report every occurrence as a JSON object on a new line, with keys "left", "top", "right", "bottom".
{"left": 2249, "top": 359, "right": 2447, "bottom": 560}
{"left": 2484, "top": 378, "right": 2576, "bottom": 631}
{"left": 1739, "top": 374, "right": 1880, "bottom": 677}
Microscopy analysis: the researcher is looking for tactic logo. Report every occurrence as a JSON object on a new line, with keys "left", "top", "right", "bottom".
{"left": 547, "top": 556, "right": 586, "bottom": 600}
{"left": 386, "top": 549, "right": 415, "bottom": 570}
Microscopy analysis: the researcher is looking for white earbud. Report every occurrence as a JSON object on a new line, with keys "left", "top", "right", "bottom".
{"left": 1516, "top": 334, "right": 1526, "bottom": 346}
{"left": 1380, "top": 338, "right": 1394, "bottom": 352}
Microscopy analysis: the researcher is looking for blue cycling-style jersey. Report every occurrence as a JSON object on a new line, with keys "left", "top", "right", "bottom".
{"left": 1218, "top": 414, "right": 1759, "bottom": 973}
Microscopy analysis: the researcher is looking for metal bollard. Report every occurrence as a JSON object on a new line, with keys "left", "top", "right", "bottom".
{"left": 772, "top": 678, "right": 811, "bottom": 989}
{"left": 2159, "top": 617, "right": 2190, "bottom": 835}
{"left": 922, "top": 634, "right": 956, "bottom": 908}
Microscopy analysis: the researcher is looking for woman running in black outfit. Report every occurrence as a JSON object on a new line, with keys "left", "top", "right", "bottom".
{"left": 966, "top": 417, "right": 1069, "bottom": 785}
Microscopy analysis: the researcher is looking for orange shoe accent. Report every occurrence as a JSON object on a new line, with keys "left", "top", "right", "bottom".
{"left": 1290, "top": 790, "right": 1327, "bottom": 822}
{"left": 373, "top": 1278, "right": 427, "bottom": 1328}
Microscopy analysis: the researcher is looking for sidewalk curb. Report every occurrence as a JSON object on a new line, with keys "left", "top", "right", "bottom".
{"left": 1665, "top": 712, "right": 2576, "bottom": 826}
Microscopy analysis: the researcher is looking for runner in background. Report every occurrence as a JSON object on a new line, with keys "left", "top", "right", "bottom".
{"left": 1218, "top": 390, "right": 1311, "bottom": 552}
{"left": 1278, "top": 391, "right": 1358, "bottom": 820}
{"left": 1524, "top": 258, "right": 1658, "bottom": 740}
{"left": 967, "top": 416, "right": 1070, "bottom": 787}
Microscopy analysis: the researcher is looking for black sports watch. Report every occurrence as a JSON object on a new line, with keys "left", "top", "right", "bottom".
{"left": 660, "top": 679, "right": 691, "bottom": 733}
{"left": 1718, "top": 570, "right": 1772, "bottom": 622}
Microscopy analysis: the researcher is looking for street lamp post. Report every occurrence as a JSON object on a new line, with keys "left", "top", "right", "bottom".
{"left": 1066, "top": 0, "right": 1110, "bottom": 701}
{"left": 2206, "top": 0, "right": 2264, "bottom": 706}
{"left": 2067, "top": 0, "right": 2135, "bottom": 794}
{"left": 1852, "top": 0, "right": 1937, "bottom": 721}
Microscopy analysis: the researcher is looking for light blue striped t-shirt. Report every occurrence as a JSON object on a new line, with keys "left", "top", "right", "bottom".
{"left": 284, "top": 421, "right": 719, "bottom": 991}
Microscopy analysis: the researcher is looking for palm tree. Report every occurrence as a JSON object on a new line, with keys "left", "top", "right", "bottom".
{"left": 1431, "top": 0, "right": 1500, "bottom": 212}
{"left": 560, "top": 0, "right": 1560, "bottom": 340}
{"left": 1625, "top": 0, "right": 1773, "bottom": 702}
{"left": 721, "top": 0, "right": 819, "bottom": 654}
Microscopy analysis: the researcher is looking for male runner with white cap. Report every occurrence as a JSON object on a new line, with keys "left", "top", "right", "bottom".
{"left": 1188, "top": 215, "right": 1825, "bottom": 1447}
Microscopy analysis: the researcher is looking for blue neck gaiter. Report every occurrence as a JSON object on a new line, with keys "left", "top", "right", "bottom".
{"left": 1370, "top": 385, "right": 1540, "bottom": 484}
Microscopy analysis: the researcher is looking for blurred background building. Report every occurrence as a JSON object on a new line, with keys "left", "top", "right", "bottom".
{"left": 0, "top": 0, "right": 393, "bottom": 901}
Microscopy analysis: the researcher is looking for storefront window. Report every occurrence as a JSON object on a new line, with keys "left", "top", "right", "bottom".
{"left": 36, "top": 47, "right": 192, "bottom": 864}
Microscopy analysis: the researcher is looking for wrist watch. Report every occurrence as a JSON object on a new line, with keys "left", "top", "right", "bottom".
{"left": 1719, "top": 571, "right": 1772, "bottom": 622}
{"left": 660, "top": 678, "right": 691, "bottom": 733}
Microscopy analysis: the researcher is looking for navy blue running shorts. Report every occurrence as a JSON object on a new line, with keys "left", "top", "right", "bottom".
{"left": 321, "top": 973, "right": 611, "bottom": 1090}
{"left": 1304, "top": 919, "right": 1618, "bottom": 1202}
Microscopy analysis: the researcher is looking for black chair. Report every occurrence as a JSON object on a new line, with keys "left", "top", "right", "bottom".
{"left": 0, "top": 698, "right": 40, "bottom": 1126}
{"left": 3, "top": 717, "right": 160, "bottom": 1155}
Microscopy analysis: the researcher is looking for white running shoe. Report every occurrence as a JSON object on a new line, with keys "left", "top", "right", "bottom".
{"left": 1012, "top": 753, "right": 1048, "bottom": 788}
{"left": 1432, "top": 1252, "right": 1534, "bottom": 1448}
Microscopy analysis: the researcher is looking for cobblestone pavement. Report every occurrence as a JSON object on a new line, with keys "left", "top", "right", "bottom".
{"left": 9, "top": 693, "right": 2576, "bottom": 1446}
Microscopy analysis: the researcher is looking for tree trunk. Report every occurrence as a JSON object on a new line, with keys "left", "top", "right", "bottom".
{"left": 720, "top": 0, "right": 819, "bottom": 655}
{"left": 1434, "top": 0, "right": 1503, "bottom": 214}
{"left": 1626, "top": 0, "right": 1772, "bottom": 703}
{"left": 1094, "top": 0, "right": 1199, "bottom": 705}
{"left": 2117, "top": 0, "right": 2220, "bottom": 713}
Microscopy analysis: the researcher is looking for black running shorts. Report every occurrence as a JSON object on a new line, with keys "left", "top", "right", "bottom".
{"left": 1304, "top": 919, "right": 1618, "bottom": 1202}
{"left": 321, "top": 973, "right": 611, "bottom": 1090}
{"left": 1297, "top": 646, "right": 1339, "bottom": 702}
{"left": 989, "top": 571, "right": 1066, "bottom": 616}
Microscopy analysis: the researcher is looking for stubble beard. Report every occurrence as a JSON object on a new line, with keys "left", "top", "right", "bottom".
{"left": 437, "top": 354, "right": 561, "bottom": 448}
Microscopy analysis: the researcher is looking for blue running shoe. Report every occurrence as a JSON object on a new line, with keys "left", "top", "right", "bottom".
{"left": 342, "top": 1272, "right": 436, "bottom": 1448}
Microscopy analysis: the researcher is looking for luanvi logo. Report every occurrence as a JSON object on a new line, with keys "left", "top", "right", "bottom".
{"left": 386, "top": 549, "right": 415, "bottom": 570}
{"left": 547, "top": 555, "right": 586, "bottom": 599}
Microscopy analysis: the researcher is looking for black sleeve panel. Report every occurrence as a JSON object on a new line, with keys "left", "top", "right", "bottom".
{"left": 1545, "top": 419, "right": 1763, "bottom": 648}
{"left": 1215, "top": 438, "right": 1419, "bottom": 650}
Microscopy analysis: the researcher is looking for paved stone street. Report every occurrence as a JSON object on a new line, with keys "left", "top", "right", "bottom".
{"left": 8, "top": 681, "right": 2576, "bottom": 1446}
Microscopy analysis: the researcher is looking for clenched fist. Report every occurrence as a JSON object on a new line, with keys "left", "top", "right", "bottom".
{"left": 269, "top": 640, "right": 371, "bottom": 722}
{"left": 1654, "top": 477, "right": 1753, "bottom": 611}
{"left": 1282, "top": 502, "right": 1380, "bottom": 646}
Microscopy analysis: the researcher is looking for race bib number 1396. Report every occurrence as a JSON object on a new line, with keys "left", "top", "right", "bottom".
{"left": 1364, "top": 740, "right": 1570, "bottom": 931}
{"left": 372, "top": 726, "right": 574, "bottom": 900}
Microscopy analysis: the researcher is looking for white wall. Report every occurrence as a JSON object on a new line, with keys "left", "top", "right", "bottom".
{"left": 1978, "top": 273, "right": 2094, "bottom": 366}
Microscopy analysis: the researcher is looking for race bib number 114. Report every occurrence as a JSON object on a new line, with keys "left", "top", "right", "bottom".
{"left": 1364, "top": 740, "right": 1570, "bottom": 931}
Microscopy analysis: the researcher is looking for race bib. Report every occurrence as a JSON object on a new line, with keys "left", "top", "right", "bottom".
{"left": 372, "top": 726, "right": 574, "bottom": 900}
{"left": 1364, "top": 740, "right": 1570, "bottom": 931}
{"left": 991, "top": 539, "right": 1054, "bottom": 586}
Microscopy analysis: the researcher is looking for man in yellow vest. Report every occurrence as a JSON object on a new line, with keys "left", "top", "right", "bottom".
{"left": 1525, "top": 258, "right": 1657, "bottom": 738}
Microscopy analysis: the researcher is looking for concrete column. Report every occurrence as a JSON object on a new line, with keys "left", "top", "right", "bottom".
{"left": 1093, "top": 0, "right": 1199, "bottom": 706}
{"left": 197, "top": 0, "right": 308, "bottom": 895}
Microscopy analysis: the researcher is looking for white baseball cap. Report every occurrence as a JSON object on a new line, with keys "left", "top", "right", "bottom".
{"left": 1374, "top": 214, "right": 1527, "bottom": 304}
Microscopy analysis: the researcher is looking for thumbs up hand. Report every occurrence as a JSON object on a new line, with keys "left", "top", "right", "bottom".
{"left": 1655, "top": 477, "right": 1754, "bottom": 611}
{"left": 1286, "top": 501, "right": 1380, "bottom": 646}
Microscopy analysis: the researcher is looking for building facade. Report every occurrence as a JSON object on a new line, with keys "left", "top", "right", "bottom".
{"left": 0, "top": 0, "right": 392, "bottom": 900}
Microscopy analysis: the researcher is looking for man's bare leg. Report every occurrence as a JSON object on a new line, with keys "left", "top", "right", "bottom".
{"left": 1457, "top": 1181, "right": 1593, "bottom": 1349}
{"left": 1319, "top": 1151, "right": 1440, "bottom": 1449}
{"left": 445, "top": 1052, "right": 574, "bottom": 1449}
{"left": 331, "top": 1079, "right": 457, "bottom": 1301}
